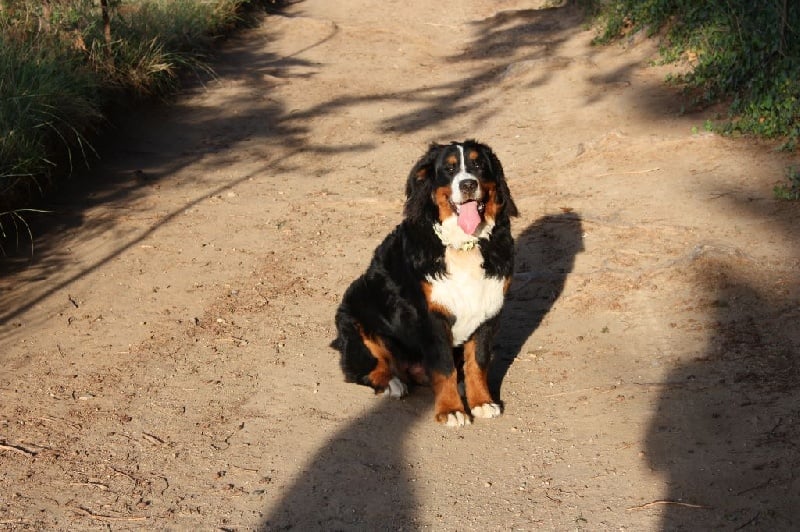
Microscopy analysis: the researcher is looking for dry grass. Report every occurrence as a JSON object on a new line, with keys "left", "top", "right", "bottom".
{"left": 0, "top": 0, "right": 263, "bottom": 242}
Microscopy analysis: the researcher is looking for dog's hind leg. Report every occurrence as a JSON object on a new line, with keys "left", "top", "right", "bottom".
{"left": 337, "top": 320, "right": 407, "bottom": 398}
{"left": 362, "top": 331, "right": 408, "bottom": 398}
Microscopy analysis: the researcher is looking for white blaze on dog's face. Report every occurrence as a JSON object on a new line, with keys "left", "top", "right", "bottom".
{"left": 449, "top": 145, "right": 483, "bottom": 206}
{"left": 432, "top": 143, "right": 495, "bottom": 244}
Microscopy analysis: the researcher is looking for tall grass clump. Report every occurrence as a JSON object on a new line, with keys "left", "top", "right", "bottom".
{"left": 98, "top": 0, "right": 246, "bottom": 96}
{"left": 589, "top": 0, "right": 800, "bottom": 148}
{"left": 1, "top": 0, "right": 263, "bottom": 244}
{"left": 0, "top": 10, "right": 100, "bottom": 199}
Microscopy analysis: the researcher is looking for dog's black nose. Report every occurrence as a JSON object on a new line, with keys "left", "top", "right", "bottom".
{"left": 459, "top": 179, "right": 478, "bottom": 195}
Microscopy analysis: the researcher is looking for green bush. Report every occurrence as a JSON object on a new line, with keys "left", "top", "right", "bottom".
{"left": 0, "top": 0, "right": 262, "bottom": 219}
{"left": 774, "top": 165, "right": 800, "bottom": 201}
{"left": 590, "top": 0, "right": 800, "bottom": 145}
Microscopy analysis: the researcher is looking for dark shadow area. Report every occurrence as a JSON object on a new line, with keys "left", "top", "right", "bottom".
{"left": 490, "top": 212, "right": 584, "bottom": 400}
{"left": 0, "top": 0, "right": 702, "bottom": 334}
{"left": 260, "top": 214, "right": 583, "bottom": 530}
{"left": 645, "top": 198, "right": 800, "bottom": 530}
{"left": 283, "top": 5, "right": 582, "bottom": 138}
{"left": 0, "top": 2, "right": 374, "bottom": 333}
{"left": 0, "top": 2, "right": 593, "bottom": 343}
{"left": 260, "top": 394, "right": 427, "bottom": 530}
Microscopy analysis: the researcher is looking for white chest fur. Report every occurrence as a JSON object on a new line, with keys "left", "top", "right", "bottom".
{"left": 426, "top": 246, "right": 506, "bottom": 346}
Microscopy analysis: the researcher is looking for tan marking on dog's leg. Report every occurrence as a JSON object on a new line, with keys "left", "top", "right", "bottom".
{"left": 359, "top": 329, "right": 395, "bottom": 393}
{"left": 464, "top": 338, "right": 502, "bottom": 419}
{"left": 463, "top": 338, "right": 492, "bottom": 408}
{"left": 431, "top": 370, "right": 470, "bottom": 426}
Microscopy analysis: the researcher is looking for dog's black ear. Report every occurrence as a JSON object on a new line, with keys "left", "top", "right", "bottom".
{"left": 405, "top": 143, "right": 440, "bottom": 198}
{"left": 404, "top": 143, "right": 441, "bottom": 221}
{"left": 484, "top": 146, "right": 519, "bottom": 218}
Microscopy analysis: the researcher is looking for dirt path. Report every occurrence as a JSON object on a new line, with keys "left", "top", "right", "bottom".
{"left": 2, "top": 0, "right": 799, "bottom": 530}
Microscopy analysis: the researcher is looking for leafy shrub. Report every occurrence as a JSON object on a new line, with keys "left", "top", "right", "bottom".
{"left": 774, "top": 166, "right": 800, "bottom": 201}
{"left": 590, "top": 0, "right": 800, "bottom": 145}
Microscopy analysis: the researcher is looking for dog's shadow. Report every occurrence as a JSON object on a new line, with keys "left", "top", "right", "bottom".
{"left": 260, "top": 213, "right": 582, "bottom": 530}
{"left": 490, "top": 212, "right": 584, "bottom": 399}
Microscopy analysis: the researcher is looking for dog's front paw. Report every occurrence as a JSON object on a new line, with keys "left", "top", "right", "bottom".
{"left": 435, "top": 410, "right": 472, "bottom": 427}
{"left": 471, "top": 403, "right": 502, "bottom": 419}
{"left": 382, "top": 377, "right": 408, "bottom": 399}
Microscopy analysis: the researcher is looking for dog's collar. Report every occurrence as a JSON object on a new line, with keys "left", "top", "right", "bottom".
{"left": 432, "top": 223, "right": 480, "bottom": 251}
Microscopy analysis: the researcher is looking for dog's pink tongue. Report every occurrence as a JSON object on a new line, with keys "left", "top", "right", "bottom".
{"left": 457, "top": 201, "right": 481, "bottom": 235}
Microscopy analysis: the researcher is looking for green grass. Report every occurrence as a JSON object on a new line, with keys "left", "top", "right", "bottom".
{"left": 586, "top": 0, "right": 800, "bottom": 147}
{"left": 774, "top": 166, "right": 800, "bottom": 201}
{"left": 0, "top": 27, "right": 100, "bottom": 194}
{"left": 0, "top": 0, "right": 265, "bottom": 235}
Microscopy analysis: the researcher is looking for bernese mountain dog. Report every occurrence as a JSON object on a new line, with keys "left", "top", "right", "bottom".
{"left": 333, "top": 140, "right": 518, "bottom": 427}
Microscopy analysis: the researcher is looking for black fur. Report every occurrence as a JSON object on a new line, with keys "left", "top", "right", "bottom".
{"left": 332, "top": 140, "right": 518, "bottom": 422}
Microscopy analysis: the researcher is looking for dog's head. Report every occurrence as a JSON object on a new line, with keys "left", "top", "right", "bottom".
{"left": 404, "top": 140, "right": 518, "bottom": 238}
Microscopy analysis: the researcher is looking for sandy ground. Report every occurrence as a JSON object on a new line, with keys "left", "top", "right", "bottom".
{"left": 2, "top": 0, "right": 799, "bottom": 530}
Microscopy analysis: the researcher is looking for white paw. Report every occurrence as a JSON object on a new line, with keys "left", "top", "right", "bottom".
{"left": 445, "top": 411, "right": 472, "bottom": 427}
{"left": 471, "top": 403, "right": 502, "bottom": 419}
{"left": 383, "top": 377, "right": 408, "bottom": 399}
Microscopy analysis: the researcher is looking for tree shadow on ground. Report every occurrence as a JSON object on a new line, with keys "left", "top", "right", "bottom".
{"left": 490, "top": 211, "right": 584, "bottom": 400}
{"left": 288, "top": 4, "right": 584, "bottom": 138}
{"left": 260, "top": 394, "right": 428, "bottom": 530}
{"left": 645, "top": 198, "right": 800, "bottom": 530}
{"left": 0, "top": 0, "right": 665, "bottom": 335}
{"left": 0, "top": 4, "right": 366, "bottom": 333}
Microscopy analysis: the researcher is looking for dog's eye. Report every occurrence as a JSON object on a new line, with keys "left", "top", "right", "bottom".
{"left": 444, "top": 166, "right": 456, "bottom": 176}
